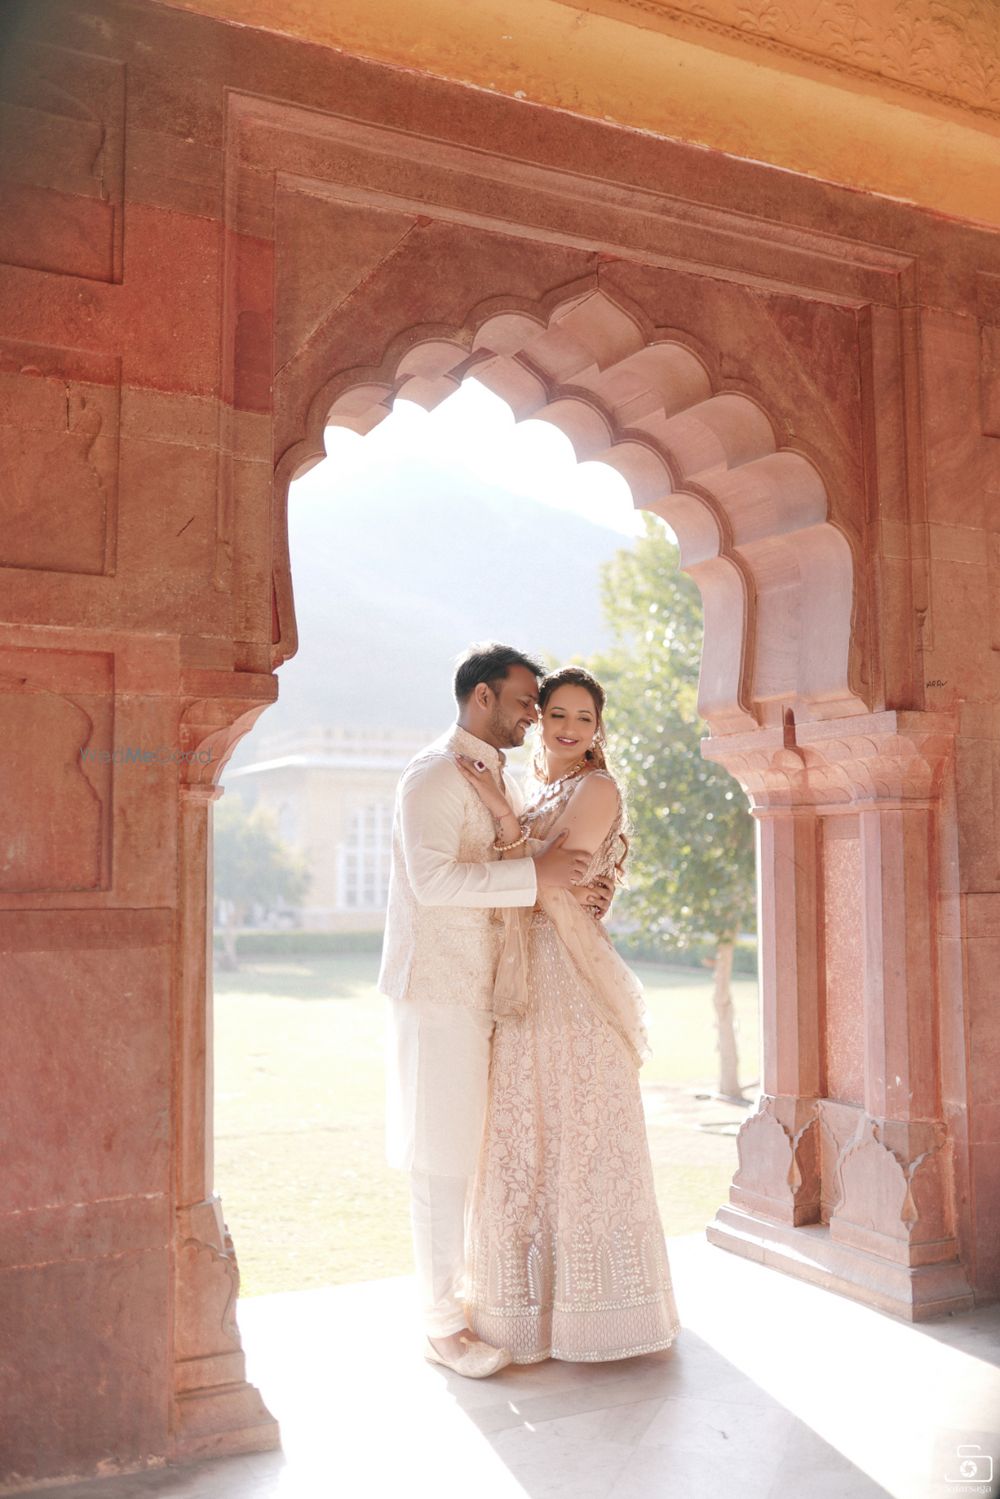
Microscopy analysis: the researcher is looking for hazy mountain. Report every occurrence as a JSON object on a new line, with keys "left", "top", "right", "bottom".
{"left": 228, "top": 456, "right": 633, "bottom": 770}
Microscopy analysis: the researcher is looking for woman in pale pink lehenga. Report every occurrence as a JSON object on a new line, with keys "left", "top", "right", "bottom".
{"left": 452, "top": 666, "right": 681, "bottom": 1365}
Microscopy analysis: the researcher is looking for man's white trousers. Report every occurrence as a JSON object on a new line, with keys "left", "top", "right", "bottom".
{"left": 385, "top": 996, "right": 496, "bottom": 1336}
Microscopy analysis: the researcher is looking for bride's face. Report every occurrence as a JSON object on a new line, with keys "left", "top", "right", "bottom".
{"left": 539, "top": 684, "right": 600, "bottom": 765}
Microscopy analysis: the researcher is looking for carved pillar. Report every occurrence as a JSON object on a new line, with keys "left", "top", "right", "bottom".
{"left": 729, "top": 802, "right": 822, "bottom": 1225}
{"left": 825, "top": 801, "right": 957, "bottom": 1272}
{"left": 705, "top": 711, "right": 974, "bottom": 1320}
{"left": 170, "top": 677, "right": 279, "bottom": 1458}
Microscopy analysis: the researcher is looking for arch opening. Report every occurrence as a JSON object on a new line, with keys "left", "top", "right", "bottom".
{"left": 219, "top": 368, "right": 762, "bottom": 1304}
{"left": 280, "top": 284, "right": 866, "bottom": 737}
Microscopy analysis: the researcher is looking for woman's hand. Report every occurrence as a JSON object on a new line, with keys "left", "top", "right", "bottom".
{"left": 570, "top": 876, "right": 614, "bottom": 921}
{"left": 453, "top": 753, "right": 514, "bottom": 821}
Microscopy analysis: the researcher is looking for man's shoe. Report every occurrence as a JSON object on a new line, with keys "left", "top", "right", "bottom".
{"left": 424, "top": 1334, "right": 513, "bottom": 1378}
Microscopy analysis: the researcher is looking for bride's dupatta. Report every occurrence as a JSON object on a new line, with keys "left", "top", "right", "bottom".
{"left": 493, "top": 844, "right": 651, "bottom": 1068}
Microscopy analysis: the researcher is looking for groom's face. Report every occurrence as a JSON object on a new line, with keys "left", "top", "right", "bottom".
{"left": 488, "top": 666, "right": 540, "bottom": 749}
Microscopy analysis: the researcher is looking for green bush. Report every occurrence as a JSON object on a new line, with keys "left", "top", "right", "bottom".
{"left": 212, "top": 929, "right": 385, "bottom": 957}
{"left": 211, "top": 927, "right": 757, "bottom": 974}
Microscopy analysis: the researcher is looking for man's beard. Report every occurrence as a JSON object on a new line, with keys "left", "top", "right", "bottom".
{"left": 490, "top": 703, "right": 524, "bottom": 749}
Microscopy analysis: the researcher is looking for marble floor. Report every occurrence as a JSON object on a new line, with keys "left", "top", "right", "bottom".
{"left": 24, "top": 1233, "right": 1000, "bottom": 1499}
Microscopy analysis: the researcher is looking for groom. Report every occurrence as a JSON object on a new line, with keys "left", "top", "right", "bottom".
{"left": 379, "top": 642, "right": 610, "bottom": 1377}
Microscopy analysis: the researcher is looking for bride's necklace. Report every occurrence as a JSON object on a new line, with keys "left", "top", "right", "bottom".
{"left": 544, "top": 753, "right": 589, "bottom": 789}
{"left": 528, "top": 754, "right": 589, "bottom": 812}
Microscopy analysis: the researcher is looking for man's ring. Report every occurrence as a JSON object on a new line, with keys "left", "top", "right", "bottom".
{"left": 473, "top": 759, "right": 487, "bottom": 773}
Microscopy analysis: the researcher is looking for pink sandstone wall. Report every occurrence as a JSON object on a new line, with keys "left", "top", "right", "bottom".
{"left": 0, "top": 0, "right": 998, "bottom": 1485}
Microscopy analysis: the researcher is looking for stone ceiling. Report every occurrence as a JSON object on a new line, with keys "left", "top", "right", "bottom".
{"left": 158, "top": 0, "right": 1000, "bottom": 228}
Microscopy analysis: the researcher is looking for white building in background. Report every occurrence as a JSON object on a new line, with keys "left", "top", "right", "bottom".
{"left": 224, "top": 725, "right": 437, "bottom": 932}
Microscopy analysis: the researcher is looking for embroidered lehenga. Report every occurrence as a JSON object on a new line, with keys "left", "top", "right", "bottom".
{"left": 465, "top": 770, "right": 681, "bottom": 1363}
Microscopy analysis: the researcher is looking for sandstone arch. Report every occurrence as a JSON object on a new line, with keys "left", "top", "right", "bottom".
{"left": 4, "top": 17, "right": 995, "bottom": 1483}
{"left": 269, "top": 273, "right": 971, "bottom": 1327}
{"left": 277, "top": 284, "right": 866, "bottom": 737}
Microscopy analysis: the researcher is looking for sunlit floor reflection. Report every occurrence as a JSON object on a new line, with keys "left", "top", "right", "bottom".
{"left": 28, "top": 1233, "right": 1000, "bottom": 1499}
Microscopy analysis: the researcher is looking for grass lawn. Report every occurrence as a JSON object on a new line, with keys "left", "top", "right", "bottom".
{"left": 214, "top": 954, "right": 759, "bottom": 1297}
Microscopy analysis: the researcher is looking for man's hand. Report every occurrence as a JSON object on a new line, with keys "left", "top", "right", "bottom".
{"left": 571, "top": 875, "right": 614, "bottom": 921}
{"left": 532, "top": 828, "right": 591, "bottom": 889}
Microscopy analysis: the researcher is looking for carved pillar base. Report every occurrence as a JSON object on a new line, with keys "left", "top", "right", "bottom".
{"left": 171, "top": 1199, "right": 279, "bottom": 1460}
{"left": 824, "top": 1106, "right": 961, "bottom": 1267}
{"left": 709, "top": 1095, "right": 974, "bottom": 1320}
{"left": 727, "top": 1094, "right": 821, "bottom": 1226}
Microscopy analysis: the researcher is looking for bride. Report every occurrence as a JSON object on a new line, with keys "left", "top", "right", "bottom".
{"left": 453, "top": 665, "right": 681, "bottom": 1364}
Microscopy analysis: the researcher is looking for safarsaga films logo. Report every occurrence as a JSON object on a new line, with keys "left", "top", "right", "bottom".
{"left": 946, "top": 1443, "right": 995, "bottom": 1493}
{"left": 80, "top": 745, "right": 214, "bottom": 766}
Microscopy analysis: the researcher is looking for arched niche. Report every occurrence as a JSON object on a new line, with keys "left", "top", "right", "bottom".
{"left": 274, "top": 283, "right": 867, "bottom": 737}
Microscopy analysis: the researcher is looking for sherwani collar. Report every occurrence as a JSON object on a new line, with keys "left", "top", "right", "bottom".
{"left": 447, "top": 724, "right": 508, "bottom": 774}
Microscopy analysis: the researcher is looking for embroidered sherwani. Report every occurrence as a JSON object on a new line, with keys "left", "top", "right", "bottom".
{"left": 379, "top": 724, "right": 538, "bottom": 1178}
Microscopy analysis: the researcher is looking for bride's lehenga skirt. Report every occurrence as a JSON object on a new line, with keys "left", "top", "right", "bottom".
{"left": 466, "top": 912, "right": 681, "bottom": 1363}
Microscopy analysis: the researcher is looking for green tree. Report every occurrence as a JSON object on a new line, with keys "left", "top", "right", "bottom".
{"left": 212, "top": 795, "right": 310, "bottom": 970}
{"left": 591, "top": 513, "right": 756, "bottom": 1099}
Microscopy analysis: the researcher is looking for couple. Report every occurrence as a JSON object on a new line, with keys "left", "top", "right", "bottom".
{"left": 379, "top": 643, "right": 681, "bottom": 1376}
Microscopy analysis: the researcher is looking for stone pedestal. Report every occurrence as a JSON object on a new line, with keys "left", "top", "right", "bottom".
{"left": 708, "top": 1207, "right": 975, "bottom": 1320}
{"left": 704, "top": 712, "right": 975, "bottom": 1320}
{"left": 173, "top": 1198, "right": 278, "bottom": 1458}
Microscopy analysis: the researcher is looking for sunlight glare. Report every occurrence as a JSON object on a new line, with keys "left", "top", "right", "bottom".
{"left": 670, "top": 1235, "right": 1000, "bottom": 1498}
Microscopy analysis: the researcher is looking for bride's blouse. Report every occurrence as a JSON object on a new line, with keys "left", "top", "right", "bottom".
{"left": 517, "top": 768, "right": 626, "bottom": 895}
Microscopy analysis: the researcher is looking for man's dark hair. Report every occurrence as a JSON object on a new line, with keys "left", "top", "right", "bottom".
{"left": 453, "top": 642, "right": 543, "bottom": 705}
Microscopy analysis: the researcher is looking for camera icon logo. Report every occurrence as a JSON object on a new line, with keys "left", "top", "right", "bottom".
{"left": 945, "top": 1444, "right": 994, "bottom": 1486}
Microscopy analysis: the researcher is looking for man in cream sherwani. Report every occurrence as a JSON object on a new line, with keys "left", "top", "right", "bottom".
{"left": 379, "top": 642, "right": 600, "bottom": 1378}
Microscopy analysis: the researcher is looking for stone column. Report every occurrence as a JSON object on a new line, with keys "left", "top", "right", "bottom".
{"left": 170, "top": 681, "right": 279, "bottom": 1458}
{"left": 727, "top": 801, "right": 822, "bottom": 1226}
{"left": 825, "top": 801, "right": 960, "bottom": 1277}
{"left": 705, "top": 711, "right": 974, "bottom": 1320}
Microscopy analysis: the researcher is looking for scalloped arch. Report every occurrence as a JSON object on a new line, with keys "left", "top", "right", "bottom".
{"left": 276, "top": 284, "right": 867, "bottom": 734}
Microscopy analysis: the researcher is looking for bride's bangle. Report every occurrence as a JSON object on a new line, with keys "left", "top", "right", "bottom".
{"left": 493, "top": 829, "right": 528, "bottom": 852}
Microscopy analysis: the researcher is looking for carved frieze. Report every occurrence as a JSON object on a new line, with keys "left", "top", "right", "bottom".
{"left": 702, "top": 709, "right": 955, "bottom": 810}
{"left": 554, "top": 0, "right": 1000, "bottom": 121}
